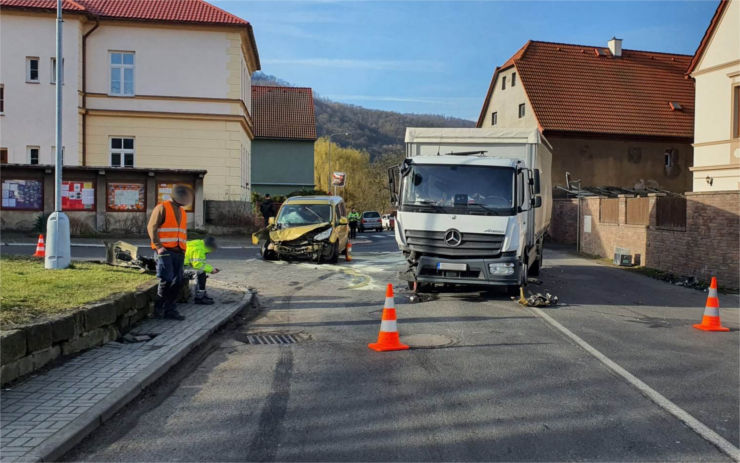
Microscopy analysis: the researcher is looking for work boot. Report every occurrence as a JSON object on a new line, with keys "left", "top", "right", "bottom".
{"left": 195, "top": 290, "right": 215, "bottom": 305}
{"left": 164, "top": 310, "right": 186, "bottom": 321}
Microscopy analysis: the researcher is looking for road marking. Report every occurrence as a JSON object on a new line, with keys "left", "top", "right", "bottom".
{"left": 529, "top": 305, "right": 740, "bottom": 461}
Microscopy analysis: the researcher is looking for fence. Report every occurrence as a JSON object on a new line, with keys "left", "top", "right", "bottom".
{"left": 625, "top": 197, "right": 650, "bottom": 225}
{"left": 600, "top": 198, "right": 619, "bottom": 224}
{"left": 655, "top": 196, "right": 687, "bottom": 229}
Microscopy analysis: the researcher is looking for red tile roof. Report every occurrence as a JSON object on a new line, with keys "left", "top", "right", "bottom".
{"left": 0, "top": 0, "right": 248, "bottom": 26}
{"left": 477, "top": 41, "right": 694, "bottom": 139}
{"left": 252, "top": 86, "right": 317, "bottom": 141}
{"left": 686, "top": 0, "right": 730, "bottom": 75}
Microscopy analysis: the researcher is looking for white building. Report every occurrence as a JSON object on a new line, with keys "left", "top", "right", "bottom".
{"left": 0, "top": 0, "right": 260, "bottom": 202}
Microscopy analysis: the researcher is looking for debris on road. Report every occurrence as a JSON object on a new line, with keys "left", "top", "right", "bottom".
{"left": 514, "top": 288, "right": 559, "bottom": 307}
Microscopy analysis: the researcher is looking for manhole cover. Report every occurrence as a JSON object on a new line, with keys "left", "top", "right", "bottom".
{"left": 403, "top": 334, "right": 456, "bottom": 349}
{"left": 234, "top": 332, "right": 304, "bottom": 345}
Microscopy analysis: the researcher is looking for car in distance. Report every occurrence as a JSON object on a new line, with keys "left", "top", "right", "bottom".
{"left": 253, "top": 196, "right": 349, "bottom": 263}
{"left": 359, "top": 211, "right": 382, "bottom": 232}
{"left": 381, "top": 214, "right": 395, "bottom": 230}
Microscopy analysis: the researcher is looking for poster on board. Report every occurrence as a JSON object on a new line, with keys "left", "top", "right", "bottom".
{"left": 157, "top": 183, "right": 194, "bottom": 211}
{"left": 62, "top": 181, "right": 95, "bottom": 211}
{"left": 107, "top": 183, "right": 145, "bottom": 211}
{"left": 1, "top": 179, "right": 43, "bottom": 210}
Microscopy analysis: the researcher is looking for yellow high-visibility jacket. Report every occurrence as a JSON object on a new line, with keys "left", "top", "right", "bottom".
{"left": 184, "top": 239, "right": 213, "bottom": 273}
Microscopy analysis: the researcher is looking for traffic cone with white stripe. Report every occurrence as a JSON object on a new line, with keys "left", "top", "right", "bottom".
{"left": 33, "top": 234, "right": 45, "bottom": 258}
{"left": 346, "top": 241, "right": 352, "bottom": 262}
{"left": 369, "top": 284, "right": 409, "bottom": 352}
{"left": 693, "top": 277, "right": 729, "bottom": 332}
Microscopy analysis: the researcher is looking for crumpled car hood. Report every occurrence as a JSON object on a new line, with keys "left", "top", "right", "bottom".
{"left": 269, "top": 222, "right": 330, "bottom": 242}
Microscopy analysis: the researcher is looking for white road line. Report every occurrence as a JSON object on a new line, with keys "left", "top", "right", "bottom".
{"left": 529, "top": 305, "right": 740, "bottom": 461}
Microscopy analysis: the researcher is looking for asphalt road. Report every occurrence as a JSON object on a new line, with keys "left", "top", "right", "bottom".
{"left": 64, "top": 232, "right": 740, "bottom": 461}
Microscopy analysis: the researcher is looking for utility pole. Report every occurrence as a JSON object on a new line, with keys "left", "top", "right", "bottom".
{"left": 327, "top": 132, "right": 349, "bottom": 196}
{"left": 45, "top": 0, "right": 71, "bottom": 269}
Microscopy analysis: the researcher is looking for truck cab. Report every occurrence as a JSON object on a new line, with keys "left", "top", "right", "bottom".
{"left": 391, "top": 128, "right": 552, "bottom": 294}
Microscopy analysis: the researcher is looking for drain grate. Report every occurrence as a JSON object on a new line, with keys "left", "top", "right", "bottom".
{"left": 241, "top": 333, "right": 302, "bottom": 345}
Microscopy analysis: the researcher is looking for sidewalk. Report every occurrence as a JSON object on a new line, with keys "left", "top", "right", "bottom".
{"left": 0, "top": 282, "right": 256, "bottom": 462}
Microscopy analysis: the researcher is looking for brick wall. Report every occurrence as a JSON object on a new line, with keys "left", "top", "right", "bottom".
{"left": 549, "top": 199, "right": 578, "bottom": 244}
{"left": 577, "top": 191, "right": 740, "bottom": 289}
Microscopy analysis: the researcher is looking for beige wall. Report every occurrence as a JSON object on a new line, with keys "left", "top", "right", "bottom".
{"left": 86, "top": 115, "right": 249, "bottom": 201}
{"left": 690, "top": 0, "right": 740, "bottom": 191}
{"left": 479, "top": 67, "right": 538, "bottom": 129}
{"left": 549, "top": 136, "right": 693, "bottom": 193}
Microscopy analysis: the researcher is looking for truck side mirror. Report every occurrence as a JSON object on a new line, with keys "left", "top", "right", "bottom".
{"left": 533, "top": 169, "right": 541, "bottom": 195}
{"left": 532, "top": 196, "right": 542, "bottom": 208}
{"left": 388, "top": 166, "right": 399, "bottom": 205}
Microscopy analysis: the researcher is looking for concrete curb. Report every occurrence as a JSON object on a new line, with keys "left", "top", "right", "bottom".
{"left": 25, "top": 289, "right": 257, "bottom": 462}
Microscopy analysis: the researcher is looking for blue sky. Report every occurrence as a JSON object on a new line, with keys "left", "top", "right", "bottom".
{"left": 213, "top": 0, "right": 719, "bottom": 121}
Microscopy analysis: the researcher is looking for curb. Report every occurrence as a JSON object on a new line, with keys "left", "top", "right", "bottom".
{"left": 25, "top": 289, "right": 257, "bottom": 462}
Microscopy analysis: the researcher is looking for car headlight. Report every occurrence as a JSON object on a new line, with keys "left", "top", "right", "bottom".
{"left": 313, "top": 228, "right": 332, "bottom": 241}
{"left": 488, "top": 262, "right": 515, "bottom": 275}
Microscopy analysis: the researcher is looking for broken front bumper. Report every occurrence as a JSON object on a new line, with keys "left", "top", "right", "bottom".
{"left": 401, "top": 254, "right": 523, "bottom": 287}
{"left": 273, "top": 241, "right": 333, "bottom": 260}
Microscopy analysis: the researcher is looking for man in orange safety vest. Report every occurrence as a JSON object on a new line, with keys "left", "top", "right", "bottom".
{"left": 148, "top": 184, "right": 193, "bottom": 320}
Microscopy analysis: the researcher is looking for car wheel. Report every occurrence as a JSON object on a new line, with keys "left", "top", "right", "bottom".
{"left": 327, "top": 242, "right": 339, "bottom": 264}
{"left": 260, "top": 241, "right": 276, "bottom": 261}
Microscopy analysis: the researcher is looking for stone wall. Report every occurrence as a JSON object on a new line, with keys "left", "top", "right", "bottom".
{"left": 577, "top": 191, "right": 740, "bottom": 288}
{"left": 549, "top": 199, "right": 578, "bottom": 244}
{"left": 0, "top": 281, "right": 161, "bottom": 386}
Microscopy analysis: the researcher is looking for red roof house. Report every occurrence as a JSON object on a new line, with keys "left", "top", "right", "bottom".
{"left": 477, "top": 39, "right": 695, "bottom": 193}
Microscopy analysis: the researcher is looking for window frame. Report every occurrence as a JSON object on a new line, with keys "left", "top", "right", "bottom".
{"left": 27, "top": 146, "right": 40, "bottom": 165}
{"left": 50, "top": 57, "right": 64, "bottom": 85}
{"left": 109, "top": 136, "right": 135, "bottom": 168}
{"left": 1, "top": 148, "right": 8, "bottom": 164}
{"left": 501, "top": 76, "right": 506, "bottom": 90}
{"left": 732, "top": 85, "right": 740, "bottom": 140}
{"left": 491, "top": 111, "right": 498, "bottom": 126}
{"left": 518, "top": 103, "right": 526, "bottom": 119}
{"left": 512, "top": 72, "right": 517, "bottom": 87}
{"left": 0, "top": 84, "right": 4, "bottom": 114}
{"left": 109, "top": 51, "right": 135, "bottom": 96}
{"left": 26, "top": 57, "right": 40, "bottom": 83}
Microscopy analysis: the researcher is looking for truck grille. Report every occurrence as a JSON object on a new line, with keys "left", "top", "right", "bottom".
{"left": 405, "top": 230, "right": 505, "bottom": 257}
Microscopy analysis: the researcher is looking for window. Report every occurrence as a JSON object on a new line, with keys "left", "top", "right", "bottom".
{"left": 733, "top": 86, "right": 740, "bottom": 139}
{"left": 51, "top": 146, "right": 65, "bottom": 164}
{"left": 518, "top": 103, "right": 525, "bottom": 118}
{"left": 27, "top": 146, "right": 39, "bottom": 165}
{"left": 0, "top": 84, "right": 4, "bottom": 114}
{"left": 26, "top": 57, "right": 39, "bottom": 82}
{"left": 50, "top": 58, "right": 64, "bottom": 84}
{"left": 491, "top": 111, "right": 498, "bottom": 126}
{"left": 502, "top": 76, "right": 506, "bottom": 90}
{"left": 512, "top": 72, "right": 517, "bottom": 86}
{"left": 110, "top": 52, "right": 135, "bottom": 96}
{"left": 0, "top": 148, "right": 7, "bottom": 164}
{"left": 110, "top": 137, "right": 134, "bottom": 167}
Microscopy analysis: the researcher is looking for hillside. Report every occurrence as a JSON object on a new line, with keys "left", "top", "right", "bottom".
{"left": 253, "top": 72, "right": 475, "bottom": 158}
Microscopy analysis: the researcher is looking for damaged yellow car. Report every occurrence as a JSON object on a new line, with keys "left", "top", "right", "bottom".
{"left": 252, "top": 196, "right": 350, "bottom": 263}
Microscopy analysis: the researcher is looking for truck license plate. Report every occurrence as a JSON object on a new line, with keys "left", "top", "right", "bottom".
{"left": 437, "top": 262, "right": 467, "bottom": 271}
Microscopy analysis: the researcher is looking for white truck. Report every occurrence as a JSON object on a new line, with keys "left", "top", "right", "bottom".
{"left": 389, "top": 128, "right": 552, "bottom": 294}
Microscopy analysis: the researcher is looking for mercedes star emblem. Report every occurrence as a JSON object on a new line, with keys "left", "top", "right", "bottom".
{"left": 444, "top": 229, "right": 462, "bottom": 247}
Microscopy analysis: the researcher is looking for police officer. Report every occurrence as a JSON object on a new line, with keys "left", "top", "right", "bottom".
{"left": 348, "top": 207, "right": 360, "bottom": 239}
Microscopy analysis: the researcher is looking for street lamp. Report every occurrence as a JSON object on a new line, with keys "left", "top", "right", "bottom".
{"left": 45, "top": 0, "right": 71, "bottom": 269}
{"left": 327, "top": 132, "right": 350, "bottom": 196}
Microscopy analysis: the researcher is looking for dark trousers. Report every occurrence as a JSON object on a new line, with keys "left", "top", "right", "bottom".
{"left": 349, "top": 222, "right": 358, "bottom": 239}
{"left": 155, "top": 250, "right": 185, "bottom": 315}
{"left": 184, "top": 269, "right": 207, "bottom": 291}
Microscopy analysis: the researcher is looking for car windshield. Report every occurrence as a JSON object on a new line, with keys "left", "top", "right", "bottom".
{"left": 276, "top": 204, "right": 332, "bottom": 227}
{"left": 401, "top": 164, "right": 515, "bottom": 215}
{"left": 364, "top": 212, "right": 380, "bottom": 218}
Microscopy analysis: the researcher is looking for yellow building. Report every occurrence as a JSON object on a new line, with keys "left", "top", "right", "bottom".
{"left": 687, "top": 0, "right": 740, "bottom": 191}
{"left": 1, "top": 0, "right": 260, "bottom": 205}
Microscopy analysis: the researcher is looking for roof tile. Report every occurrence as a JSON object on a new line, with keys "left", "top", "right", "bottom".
{"left": 252, "top": 86, "right": 317, "bottom": 141}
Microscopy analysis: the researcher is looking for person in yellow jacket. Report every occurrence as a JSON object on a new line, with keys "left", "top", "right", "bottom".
{"left": 184, "top": 236, "right": 220, "bottom": 305}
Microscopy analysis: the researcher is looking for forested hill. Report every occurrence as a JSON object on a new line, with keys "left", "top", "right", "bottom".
{"left": 252, "top": 72, "right": 475, "bottom": 159}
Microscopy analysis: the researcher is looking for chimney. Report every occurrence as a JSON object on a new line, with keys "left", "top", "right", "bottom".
{"left": 608, "top": 37, "right": 622, "bottom": 57}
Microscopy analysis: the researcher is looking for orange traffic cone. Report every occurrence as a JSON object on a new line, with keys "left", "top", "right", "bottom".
{"left": 369, "top": 284, "right": 409, "bottom": 352}
{"left": 33, "top": 234, "right": 45, "bottom": 258}
{"left": 346, "top": 241, "right": 352, "bottom": 262}
{"left": 693, "top": 277, "right": 729, "bottom": 332}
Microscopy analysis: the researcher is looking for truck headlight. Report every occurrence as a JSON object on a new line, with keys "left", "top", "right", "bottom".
{"left": 488, "top": 262, "right": 515, "bottom": 275}
{"left": 313, "top": 229, "right": 332, "bottom": 241}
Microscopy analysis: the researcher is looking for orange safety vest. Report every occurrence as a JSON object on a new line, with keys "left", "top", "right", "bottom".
{"left": 151, "top": 201, "right": 187, "bottom": 251}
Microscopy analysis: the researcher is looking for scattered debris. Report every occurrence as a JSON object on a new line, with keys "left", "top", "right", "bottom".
{"left": 514, "top": 290, "right": 559, "bottom": 307}
{"left": 122, "top": 333, "right": 153, "bottom": 343}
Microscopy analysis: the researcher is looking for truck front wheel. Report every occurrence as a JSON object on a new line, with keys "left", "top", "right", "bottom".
{"left": 528, "top": 258, "right": 541, "bottom": 277}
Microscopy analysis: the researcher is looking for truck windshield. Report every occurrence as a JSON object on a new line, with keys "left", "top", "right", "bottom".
{"left": 401, "top": 164, "right": 515, "bottom": 215}
{"left": 276, "top": 204, "right": 332, "bottom": 227}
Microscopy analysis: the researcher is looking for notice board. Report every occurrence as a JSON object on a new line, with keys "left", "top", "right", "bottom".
{"left": 157, "top": 183, "right": 194, "bottom": 211}
{"left": 107, "top": 183, "right": 146, "bottom": 211}
{"left": 62, "top": 181, "right": 95, "bottom": 211}
{"left": 1, "top": 179, "right": 43, "bottom": 210}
